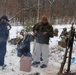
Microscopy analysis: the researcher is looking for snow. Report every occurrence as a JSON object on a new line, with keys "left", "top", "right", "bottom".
{"left": 9, "top": 26, "right": 23, "bottom": 39}
{"left": 0, "top": 24, "right": 76, "bottom": 75}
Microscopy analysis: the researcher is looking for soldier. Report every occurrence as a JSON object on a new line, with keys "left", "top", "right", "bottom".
{"left": 60, "top": 28, "right": 68, "bottom": 37}
{"left": 59, "top": 28, "right": 68, "bottom": 48}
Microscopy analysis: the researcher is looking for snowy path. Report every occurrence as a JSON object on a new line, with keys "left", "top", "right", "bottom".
{"left": 0, "top": 41, "right": 76, "bottom": 75}
{"left": 0, "top": 42, "right": 59, "bottom": 75}
{"left": 1, "top": 43, "right": 59, "bottom": 75}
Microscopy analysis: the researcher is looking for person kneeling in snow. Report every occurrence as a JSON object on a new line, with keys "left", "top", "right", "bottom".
{"left": 16, "top": 30, "right": 32, "bottom": 57}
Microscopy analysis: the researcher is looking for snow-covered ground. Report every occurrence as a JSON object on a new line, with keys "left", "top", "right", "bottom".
{"left": 0, "top": 24, "right": 76, "bottom": 75}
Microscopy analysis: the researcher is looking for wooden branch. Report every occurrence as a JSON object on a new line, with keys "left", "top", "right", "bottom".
{"left": 57, "top": 47, "right": 69, "bottom": 75}
{"left": 9, "top": 8, "right": 26, "bottom": 21}
{"left": 48, "top": 0, "right": 55, "bottom": 5}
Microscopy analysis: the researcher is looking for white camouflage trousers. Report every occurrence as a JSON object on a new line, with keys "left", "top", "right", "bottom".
{"left": 32, "top": 42, "right": 49, "bottom": 65}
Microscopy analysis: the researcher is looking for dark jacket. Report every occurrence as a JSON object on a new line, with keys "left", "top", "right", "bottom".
{"left": 17, "top": 34, "right": 32, "bottom": 57}
{"left": 60, "top": 31, "right": 68, "bottom": 37}
{"left": 0, "top": 22, "right": 10, "bottom": 42}
{"left": 33, "top": 22, "right": 53, "bottom": 44}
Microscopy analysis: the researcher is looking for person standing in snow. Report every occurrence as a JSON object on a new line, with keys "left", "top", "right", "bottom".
{"left": 0, "top": 15, "right": 11, "bottom": 68}
{"left": 32, "top": 15, "right": 53, "bottom": 68}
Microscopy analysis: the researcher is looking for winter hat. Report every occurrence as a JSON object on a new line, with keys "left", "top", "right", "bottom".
{"left": 41, "top": 15, "right": 48, "bottom": 21}
{"left": 1, "top": 15, "right": 9, "bottom": 21}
